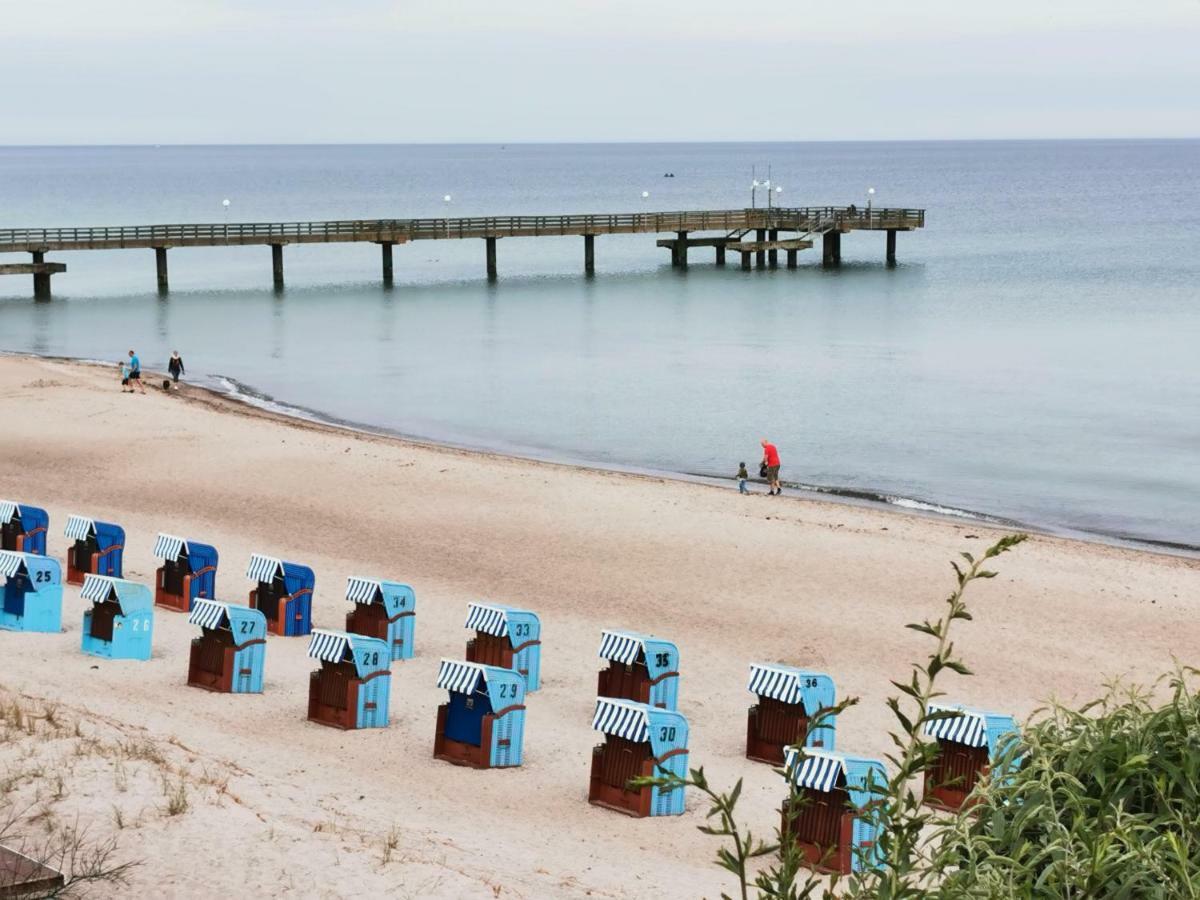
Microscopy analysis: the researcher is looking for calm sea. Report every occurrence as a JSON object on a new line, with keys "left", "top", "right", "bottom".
{"left": 1, "top": 142, "right": 1198, "bottom": 550}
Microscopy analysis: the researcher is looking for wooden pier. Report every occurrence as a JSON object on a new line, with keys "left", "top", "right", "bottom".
{"left": 0, "top": 206, "right": 923, "bottom": 295}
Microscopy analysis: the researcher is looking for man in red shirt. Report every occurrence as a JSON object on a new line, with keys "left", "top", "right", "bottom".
{"left": 761, "top": 438, "right": 782, "bottom": 495}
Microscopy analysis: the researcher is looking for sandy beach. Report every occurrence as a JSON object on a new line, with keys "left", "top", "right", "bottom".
{"left": 0, "top": 355, "right": 1196, "bottom": 898}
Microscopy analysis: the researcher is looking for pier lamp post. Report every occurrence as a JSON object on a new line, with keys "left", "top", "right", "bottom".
{"left": 443, "top": 194, "right": 451, "bottom": 238}
{"left": 222, "top": 198, "right": 230, "bottom": 237}
{"left": 867, "top": 187, "right": 875, "bottom": 221}
{"left": 751, "top": 179, "right": 760, "bottom": 210}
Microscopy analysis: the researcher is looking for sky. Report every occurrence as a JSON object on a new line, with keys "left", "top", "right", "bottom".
{"left": 1, "top": 0, "right": 1198, "bottom": 144}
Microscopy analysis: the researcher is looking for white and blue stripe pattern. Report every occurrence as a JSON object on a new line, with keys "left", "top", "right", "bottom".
{"left": 592, "top": 698, "right": 650, "bottom": 743}
{"left": 598, "top": 630, "right": 642, "bottom": 665}
{"left": 188, "top": 599, "right": 228, "bottom": 631}
{"left": 465, "top": 603, "right": 508, "bottom": 637}
{"left": 0, "top": 550, "right": 25, "bottom": 579}
{"left": 307, "top": 629, "right": 352, "bottom": 663}
{"left": 925, "top": 705, "right": 987, "bottom": 747}
{"left": 436, "top": 658, "right": 486, "bottom": 695}
{"left": 246, "top": 553, "right": 283, "bottom": 583}
{"left": 80, "top": 573, "right": 118, "bottom": 604}
{"left": 747, "top": 664, "right": 802, "bottom": 704}
{"left": 64, "top": 515, "right": 95, "bottom": 541}
{"left": 346, "top": 577, "right": 383, "bottom": 605}
{"left": 784, "top": 747, "right": 845, "bottom": 793}
{"left": 0, "top": 501, "right": 17, "bottom": 524}
{"left": 152, "top": 533, "right": 187, "bottom": 562}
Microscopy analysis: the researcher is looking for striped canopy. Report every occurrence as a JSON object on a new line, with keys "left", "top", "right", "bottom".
{"left": 598, "top": 630, "right": 643, "bottom": 665}
{"left": 64, "top": 515, "right": 96, "bottom": 541}
{"left": 784, "top": 747, "right": 845, "bottom": 793}
{"left": 0, "top": 550, "right": 26, "bottom": 578}
{"left": 925, "top": 705, "right": 988, "bottom": 747}
{"left": 465, "top": 602, "right": 508, "bottom": 637}
{"left": 153, "top": 533, "right": 187, "bottom": 561}
{"left": 80, "top": 573, "right": 118, "bottom": 604}
{"left": 346, "top": 577, "right": 383, "bottom": 605}
{"left": 747, "top": 664, "right": 807, "bottom": 704}
{"left": 436, "top": 658, "right": 487, "bottom": 695}
{"left": 246, "top": 554, "right": 283, "bottom": 583}
{"left": 188, "top": 598, "right": 229, "bottom": 631}
{"left": 592, "top": 698, "right": 650, "bottom": 743}
{"left": 0, "top": 501, "right": 16, "bottom": 524}
{"left": 307, "top": 629, "right": 352, "bottom": 663}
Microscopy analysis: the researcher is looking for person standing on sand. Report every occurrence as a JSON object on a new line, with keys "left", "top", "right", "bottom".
{"left": 761, "top": 438, "right": 781, "bottom": 495}
{"left": 736, "top": 461, "right": 750, "bottom": 495}
{"left": 168, "top": 351, "right": 185, "bottom": 388}
{"left": 127, "top": 349, "right": 145, "bottom": 394}
{"left": 118, "top": 360, "right": 131, "bottom": 393}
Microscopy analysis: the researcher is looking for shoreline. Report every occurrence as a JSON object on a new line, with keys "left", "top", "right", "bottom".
{"left": 8, "top": 348, "right": 1195, "bottom": 560}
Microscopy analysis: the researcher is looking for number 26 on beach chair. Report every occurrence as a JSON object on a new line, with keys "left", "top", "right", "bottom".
{"left": 597, "top": 629, "right": 679, "bottom": 710}
{"left": 79, "top": 574, "right": 153, "bottom": 661}
{"left": 0, "top": 500, "right": 49, "bottom": 555}
{"left": 922, "top": 703, "right": 1019, "bottom": 812}
{"left": 152, "top": 533, "right": 218, "bottom": 613}
{"left": 588, "top": 698, "right": 689, "bottom": 817}
{"left": 63, "top": 515, "right": 124, "bottom": 585}
{"left": 187, "top": 600, "right": 267, "bottom": 694}
{"left": 245, "top": 553, "right": 314, "bottom": 637}
{"left": 306, "top": 629, "right": 391, "bottom": 730}
{"left": 0, "top": 550, "right": 62, "bottom": 633}
{"left": 344, "top": 577, "right": 416, "bottom": 661}
{"left": 463, "top": 602, "right": 541, "bottom": 690}
{"left": 433, "top": 659, "right": 527, "bottom": 769}
{"left": 746, "top": 663, "right": 837, "bottom": 765}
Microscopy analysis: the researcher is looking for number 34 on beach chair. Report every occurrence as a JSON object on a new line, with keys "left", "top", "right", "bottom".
{"left": 245, "top": 553, "right": 314, "bottom": 637}
{"left": 344, "top": 577, "right": 416, "bottom": 661}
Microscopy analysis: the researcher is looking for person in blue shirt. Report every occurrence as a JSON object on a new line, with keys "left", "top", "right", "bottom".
{"left": 127, "top": 349, "right": 146, "bottom": 394}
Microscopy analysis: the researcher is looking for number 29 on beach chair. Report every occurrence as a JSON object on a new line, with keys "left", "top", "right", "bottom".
{"left": 433, "top": 659, "right": 527, "bottom": 769}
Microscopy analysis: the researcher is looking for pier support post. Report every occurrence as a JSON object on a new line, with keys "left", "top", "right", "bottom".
{"left": 584, "top": 234, "right": 595, "bottom": 276}
{"left": 786, "top": 249, "right": 798, "bottom": 269}
{"left": 154, "top": 247, "right": 169, "bottom": 293}
{"left": 676, "top": 231, "right": 688, "bottom": 269}
{"left": 380, "top": 242, "right": 394, "bottom": 285}
{"left": 755, "top": 229, "right": 766, "bottom": 268}
{"left": 740, "top": 251, "right": 751, "bottom": 271}
{"left": 485, "top": 237, "right": 497, "bottom": 280}
{"left": 30, "top": 251, "right": 50, "bottom": 299}
{"left": 886, "top": 229, "right": 897, "bottom": 266}
{"left": 715, "top": 244, "right": 726, "bottom": 266}
{"left": 270, "top": 244, "right": 284, "bottom": 289}
{"left": 768, "top": 230, "right": 779, "bottom": 268}
{"left": 822, "top": 231, "right": 841, "bottom": 267}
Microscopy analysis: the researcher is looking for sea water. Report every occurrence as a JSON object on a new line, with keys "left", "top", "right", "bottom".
{"left": 1, "top": 141, "right": 1197, "bottom": 549}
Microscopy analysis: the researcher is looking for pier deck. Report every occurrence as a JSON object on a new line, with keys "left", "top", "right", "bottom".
{"left": 0, "top": 206, "right": 923, "bottom": 294}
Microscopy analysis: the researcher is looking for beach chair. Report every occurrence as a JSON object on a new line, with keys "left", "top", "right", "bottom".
{"left": 187, "top": 599, "right": 267, "bottom": 693}
{"left": 588, "top": 698, "right": 688, "bottom": 817}
{"left": 306, "top": 630, "right": 390, "bottom": 729}
{"left": 746, "top": 663, "right": 836, "bottom": 764}
{"left": 922, "top": 703, "right": 1020, "bottom": 812}
{"left": 344, "top": 577, "right": 416, "bottom": 661}
{"left": 246, "top": 553, "right": 314, "bottom": 636}
{"left": 464, "top": 602, "right": 541, "bottom": 691}
{"left": 0, "top": 500, "right": 49, "bottom": 555}
{"left": 153, "top": 532, "right": 218, "bottom": 612}
{"left": 79, "top": 573, "right": 153, "bottom": 660}
{"left": 63, "top": 515, "right": 124, "bottom": 585}
{"left": 433, "top": 659, "right": 527, "bottom": 768}
{"left": 0, "top": 550, "right": 62, "bottom": 633}
{"left": 597, "top": 629, "right": 679, "bottom": 710}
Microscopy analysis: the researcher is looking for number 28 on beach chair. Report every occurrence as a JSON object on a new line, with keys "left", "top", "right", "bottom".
{"left": 746, "top": 663, "right": 837, "bottom": 765}
{"left": 781, "top": 747, "right": 887, "bottom": 875}
{"left": 0, "top": 500, "right": 49, "bottom": 555}
{"left": 463, "top": 602, "right": 541, "bottom": 691}
{"left": 597, "top": 630, "right": 679, "bottom": 710}
{"left": 344, "top": 577, "right": 416, "bottom": 661}
{"left": 922, "top": 703, "right": 1019, "bottom": 812}
{"left": 306, "top": 630, "right": 391, "bottom": 730}
{"left": 433, "top": 659, "right": 527, "bottom": 769}
{"left": 79, "top": 574, "right": 153, "bottom": 661}
{"left": 245, "top": 553, "right": 314, "bottom": 637}
{"left": 152, "top": 533, "right": 218, "bottom": 613}
{"left": 588, "top": 698, "right": 689, "bottom": 817}
{"left": 0, "top": 550, "right": 62, "bottom": 633}
{"left": 63, "top": 515, "right": 124, "bottom": 585}
{"left": 187, "top": 600, "right": 267, "bottom": 694}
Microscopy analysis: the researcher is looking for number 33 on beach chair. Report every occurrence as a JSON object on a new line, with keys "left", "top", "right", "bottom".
{"left": 0, "top": 550, "right": 62, "bottom": 633}
{"left": 306, "top": 629, "right": 391, "bottom": 730}
{"left": 245, "top": 553, "right": 314, "bottom": 637}
{"left": 434, "top": 659, "right": 527, "bottom": 769}
{"left": 589, "top": 698, "right": 689, "bottom": 817}
{"left": 63, "top": 515, "right": 124, "bottom": 585}
{"left": 463, "top": 602, "right": 541, "bottom": 691}
{"left": 79, "top": 574, "right": 153, "bottom": 661}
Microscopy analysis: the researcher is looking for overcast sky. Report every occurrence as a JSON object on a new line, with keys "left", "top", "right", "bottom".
{"left": 2, "top": 0, "right": 1198, "bottom": 144}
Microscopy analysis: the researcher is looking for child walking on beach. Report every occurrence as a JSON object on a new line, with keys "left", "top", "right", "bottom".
{"left": 119, "top": 360, "right": 132, "bottom": 393}
{"left": 736, "top": 461, "right": 750, "bottom": 494}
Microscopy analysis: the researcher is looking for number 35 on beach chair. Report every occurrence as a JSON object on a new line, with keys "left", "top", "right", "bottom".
{"left": 433, "top": 659, "right": 527, "bottom": 769}
{"left": 245, "top": 553, "right": 314, "bottom": 637}
{"left": 152, "top": 533, "right": 218, "bottom": 613}
{"left": 597, "top": 629, "right": 679, "bottom": 710}
{"left": 79, "top": 574, "right": 153, "bottom": 661}
{"left": 588, "top": 698, "right": 689, "bottom": 817}
{"left": 344, "top": 577, "right": 416, "bottom": 661}
{"left": 0, "top": 500, "right": 49, "bottom": 555}
{"left": 306, "top": 629, "right": 391, "bottom": 730}
{"left": 463, "top": 602, "right": 541, "bottom": 691}
{"left": 63, "top": 515, "right": 124, "bottom": 585}
{"left": 187, "top": 599, "right": 267, "bottom": 694}
{"left": 0, "top": 550, "right": 62, "bottom": 633}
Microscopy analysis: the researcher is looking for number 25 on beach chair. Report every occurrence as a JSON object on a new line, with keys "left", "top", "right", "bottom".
{"left": 63, "top": 515, "right": 124, "bottom": 585}
{"left": 187, "top": 600, "right": 267, "bottom": 694}
{"left": 597, "top": 629, "right": 679, "bottom": 710}
{"left": 306, "top": 630, "right": 391, "bottom": 730}
{"left": 746, "top": 663, "right": 837, "bottom": 765}
{"left": 463, "top": 602, "right": 541, "bottom": 691}
{"left": 0, "top": 500, "right": 49, "bottom": 555}
{"left": 0, "top": 550, "right": 62, "bottom": 633}
{"left": 79, "top": 574, "right": 153, "bottom": 661}
{"left": 588, "top": 698, "right": 689, "bottom": 817}
{"left": 433, "top": 659, "right": 527, "bottom": 769}
{"left": 344, "top": 577, "right": 416, "bottom": 661}
{"left": 245, "top": 553, "right": 314, "bottom": 637}
{"left": 922, "top": 703, "right": 1019, "bottom": 812}
{"left": 152, "top": 533, "right": 218, "bottom": 613}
